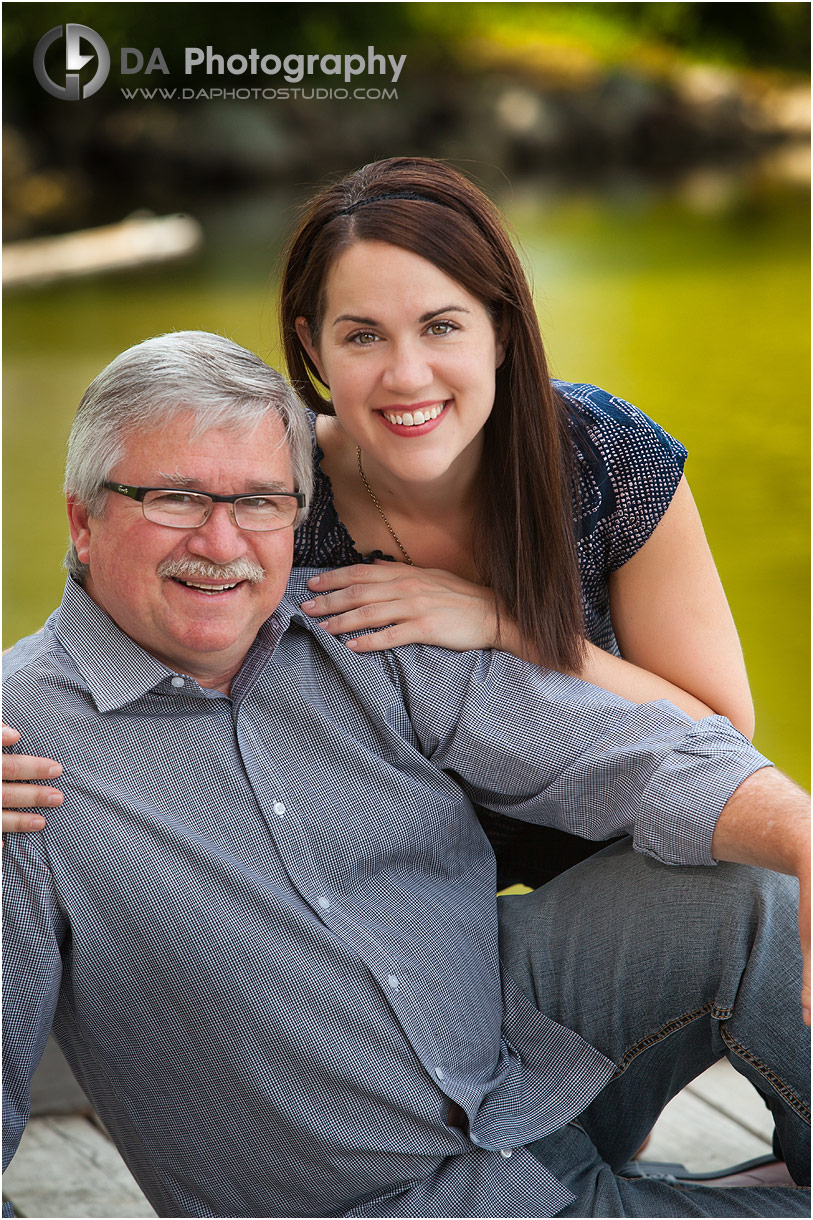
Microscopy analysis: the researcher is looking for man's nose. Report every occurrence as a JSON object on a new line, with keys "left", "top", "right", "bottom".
{"left": 381, "top": 340, "right": 433, "bottom": 394}
{"left": 184, "top": 502, "right": 248, "bottom": 562}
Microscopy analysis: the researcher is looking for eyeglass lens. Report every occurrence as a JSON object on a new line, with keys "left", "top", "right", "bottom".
{"left": 142, "top": 490, "right": 297, "bottom": 531}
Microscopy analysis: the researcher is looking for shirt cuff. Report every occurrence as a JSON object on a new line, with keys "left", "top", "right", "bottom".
{"left": 636, "top": 716, "right": 772, "bottom": 867}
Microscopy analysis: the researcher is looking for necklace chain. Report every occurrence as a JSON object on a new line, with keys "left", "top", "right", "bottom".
{"left": 356, "top": 446, "right": 414, "bottom": 566}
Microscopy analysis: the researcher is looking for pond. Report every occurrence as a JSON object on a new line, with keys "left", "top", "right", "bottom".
{"left": 4, "top": 176, "right": 809, "bottom": 783}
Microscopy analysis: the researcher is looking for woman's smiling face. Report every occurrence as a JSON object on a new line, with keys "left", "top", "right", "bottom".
{"left": 296, "top": 240, "right": 504, "bottom": 487}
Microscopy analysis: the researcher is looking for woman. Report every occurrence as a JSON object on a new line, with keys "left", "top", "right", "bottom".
{"left": 3, "top": 157, "right": 754, "bottom": 886}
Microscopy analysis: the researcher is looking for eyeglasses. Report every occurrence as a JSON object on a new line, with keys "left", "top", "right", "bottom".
{"left": 102, "top": 482, "right": 306, "bottom": 532}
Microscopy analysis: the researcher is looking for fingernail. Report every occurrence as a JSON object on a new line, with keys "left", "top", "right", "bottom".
{"left": 301, "top": 600, "right": 315, "bottom": 610}
{"left": 29, "top": 816, "right": 46, "bottom": 830}
{"left": 46, "top": 791, "right": 63, "bottom": 806}
{"left": 47, "top": 764, "right": 62, "bottom": 777}
{"left": 307, "top": 575, "right": 321, "bottom": 588}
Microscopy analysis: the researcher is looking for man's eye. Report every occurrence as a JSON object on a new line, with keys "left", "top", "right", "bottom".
{"left": 238, "top": 496, "right": 289, "bottom": 516}
{"left": 151, "top": 492, "right": 197, "bottom": 507}
{"left": 240, "top": 496, "right": 274, "bottom": 509}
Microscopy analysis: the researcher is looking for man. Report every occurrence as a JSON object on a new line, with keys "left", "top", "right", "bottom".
{"left": 3, "top": 331, "right": 809, "bottom": 1219}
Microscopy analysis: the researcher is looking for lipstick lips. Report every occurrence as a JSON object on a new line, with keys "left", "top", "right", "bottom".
{"left": 377, "top": 401, "right": 449, "bottom": 437}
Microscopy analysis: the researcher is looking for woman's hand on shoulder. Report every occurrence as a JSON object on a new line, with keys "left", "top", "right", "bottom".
{"left": 2, "top": 725, "right": 62, "bottom": 833}
{"left": 300, "top": 562, "right": 502, "bottom": 653}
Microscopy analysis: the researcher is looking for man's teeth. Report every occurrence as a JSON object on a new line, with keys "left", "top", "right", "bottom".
{"left": 382, "top": 403, "right": 445, "bottom": 427}
{"left": 180, "top": 580, "right": 239, "bottom": 594}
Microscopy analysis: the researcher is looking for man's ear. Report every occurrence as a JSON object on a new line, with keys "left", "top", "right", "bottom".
{"left": 294, "top": 317, "right": 329, "bottom": 386}
{"left": 67, "top": 497, "right": 92, "bottom": 566}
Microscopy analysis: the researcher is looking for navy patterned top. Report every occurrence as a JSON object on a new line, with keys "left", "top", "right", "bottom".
{"left": 294, "top": 381, "right": 688, "bottom": 655}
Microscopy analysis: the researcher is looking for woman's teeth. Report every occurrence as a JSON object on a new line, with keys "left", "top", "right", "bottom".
{"left": 382, "top": 403, "right": 445, "bottom": 427}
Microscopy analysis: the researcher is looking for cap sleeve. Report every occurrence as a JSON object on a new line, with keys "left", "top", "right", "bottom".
{"left": 560, "top": 382, "right": 687, "bottom": 574}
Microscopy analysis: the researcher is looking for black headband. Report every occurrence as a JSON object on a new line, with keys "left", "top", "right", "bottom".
{"left": 333, "top": 191, "right": 440, "bottom": 218}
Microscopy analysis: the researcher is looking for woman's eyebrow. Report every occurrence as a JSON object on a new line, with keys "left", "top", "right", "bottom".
{"left": 418, "top": 305, "right": 471, "bottom": 323}
{"left": 332, "top": 314, "right": 378, "bottom": 327}
{"left": 332, "top": 304, "right": 471, "bottom": 327}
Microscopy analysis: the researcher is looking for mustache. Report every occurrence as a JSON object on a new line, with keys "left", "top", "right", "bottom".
{"left": 157, "top": 557, "right": 266, "bottom": 584}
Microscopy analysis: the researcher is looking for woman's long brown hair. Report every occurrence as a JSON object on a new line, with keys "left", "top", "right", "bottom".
{"left": 280, "top": 157, "right": 585, "bottom": 672}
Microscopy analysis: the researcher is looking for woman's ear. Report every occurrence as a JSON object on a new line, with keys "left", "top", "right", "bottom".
{"left": 295, "top": 317, "right": 328, "bottom": 385}
{"left": 490, "top": 309, "right": 507, "bottom": 370}
{"left": 493, "top": 325, "right": 508, "bottom": 370}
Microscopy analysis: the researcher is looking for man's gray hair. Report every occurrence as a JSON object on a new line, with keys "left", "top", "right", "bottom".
{"left": 64, "top": 331, "right": 314, "bottom": 580}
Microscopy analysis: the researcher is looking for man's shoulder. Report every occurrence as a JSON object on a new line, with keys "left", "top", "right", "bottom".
{"left": 3, "top": 613, "right": 61, "bottom": 682}
{"left": 279, "top": 566, "right": 510, "bottom": 710}
{"left": 284, "top": 566, "right": 322, "bottom": 605}
{"left": 3, "top": 611, "right": 89, "bottom": 714}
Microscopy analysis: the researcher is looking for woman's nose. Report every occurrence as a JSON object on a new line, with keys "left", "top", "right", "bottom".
{"left": 381, "top": 340, "right": 433, "bottom": 394}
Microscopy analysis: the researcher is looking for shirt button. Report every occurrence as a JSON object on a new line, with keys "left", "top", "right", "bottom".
{"left": 500, "top": 1149, "right": 513, "bottom": 1159}
{"left": 434, "top": 1067, "right": 445, "bottom": 1081}
{"left": 386, "top": 975, "right": 399, "bottom": 990}
{"left": 317, "top": 897, "right": 331, "bottom": 911}
{"left": 273, "top": 802, "right": 285, "bottom": 816}
{"left": 170, "top": 676, "right": 185, "bottom": 688}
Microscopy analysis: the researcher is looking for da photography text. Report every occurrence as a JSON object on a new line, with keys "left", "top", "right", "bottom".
{"left": 34, "top": 25, "right": 406, "bottom": 102}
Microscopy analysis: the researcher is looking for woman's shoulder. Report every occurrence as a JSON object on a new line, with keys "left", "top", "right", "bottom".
{"left": 555, "top": 380, "right": 687, "bottom": 496}
{"left": 554, "top": 380, "right": 688, "bottom": 561}
{"left": 554, "top": 380, "right": 686, "bottom": 465}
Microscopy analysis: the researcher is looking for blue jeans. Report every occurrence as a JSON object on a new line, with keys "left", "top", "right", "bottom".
{"left": 497, "top": 840, "right": 811, "bottom": 1217}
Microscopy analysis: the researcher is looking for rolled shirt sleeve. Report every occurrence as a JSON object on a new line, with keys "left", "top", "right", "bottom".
{"left": 386, "top": 645, "right": 771, "bottom": 868}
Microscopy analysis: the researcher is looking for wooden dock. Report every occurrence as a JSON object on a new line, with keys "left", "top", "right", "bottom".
{"left": 2, "top": 1057, "right": 776, "bottom": 1217}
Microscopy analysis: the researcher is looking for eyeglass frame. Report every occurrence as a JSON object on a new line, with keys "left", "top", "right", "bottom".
{"left": 102, "top": 482, "right": 307, "bottom": 532}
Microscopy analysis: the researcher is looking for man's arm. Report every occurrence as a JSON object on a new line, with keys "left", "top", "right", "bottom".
{"left": 2, "top": 829, "right": 67, "bottom": 1193}
{"left": 395, "top": 644, "right": 771, "bottom": 866}
{"left": 385, "top": 642, "right": 810, "bottom": 1017}
{"left": 711, "top": 767, "right": 811, "bottom": 1025}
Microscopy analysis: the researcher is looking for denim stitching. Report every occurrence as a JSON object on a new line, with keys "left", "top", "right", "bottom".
{"left": 611, "top": 1001, "right": 810, "bottom": 1128}
{"left": 612, "top": 1001, "right": 716, "bottom": 1076}
{"left": 721, "top": 1026, "right": 811, "bottom": 1124}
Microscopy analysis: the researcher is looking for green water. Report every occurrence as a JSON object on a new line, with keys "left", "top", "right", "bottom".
{"left": 4, "top": 181, "right": 809, "bottom": 783}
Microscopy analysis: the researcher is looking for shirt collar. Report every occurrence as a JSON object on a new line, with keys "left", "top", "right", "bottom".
{"left": 54, "top": 577, "right": 296, "bottom": 713}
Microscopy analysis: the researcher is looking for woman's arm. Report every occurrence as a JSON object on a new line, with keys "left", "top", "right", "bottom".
{"left": 606, "top": 477, "right": 754, "bottom": 737}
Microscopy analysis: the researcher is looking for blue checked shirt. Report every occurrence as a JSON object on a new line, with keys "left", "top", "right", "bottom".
{"left": 3, "top": 572, "right": 770, "bottom": 1218}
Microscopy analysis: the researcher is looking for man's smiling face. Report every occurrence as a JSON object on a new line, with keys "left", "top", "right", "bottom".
{"left": 68, "top": 410, "right": 298, "bottom": 692}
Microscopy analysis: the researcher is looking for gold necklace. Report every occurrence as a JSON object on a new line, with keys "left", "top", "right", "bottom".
{"left": 356, "top": 446, "right": 414, "bottom": 566}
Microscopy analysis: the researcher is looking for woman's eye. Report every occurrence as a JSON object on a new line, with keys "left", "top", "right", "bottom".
{"left": 426, "top": 321, "right": 455, "bottom": 336}
{"left": 349, "top": 331, "right": 378, "bottom": 345}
